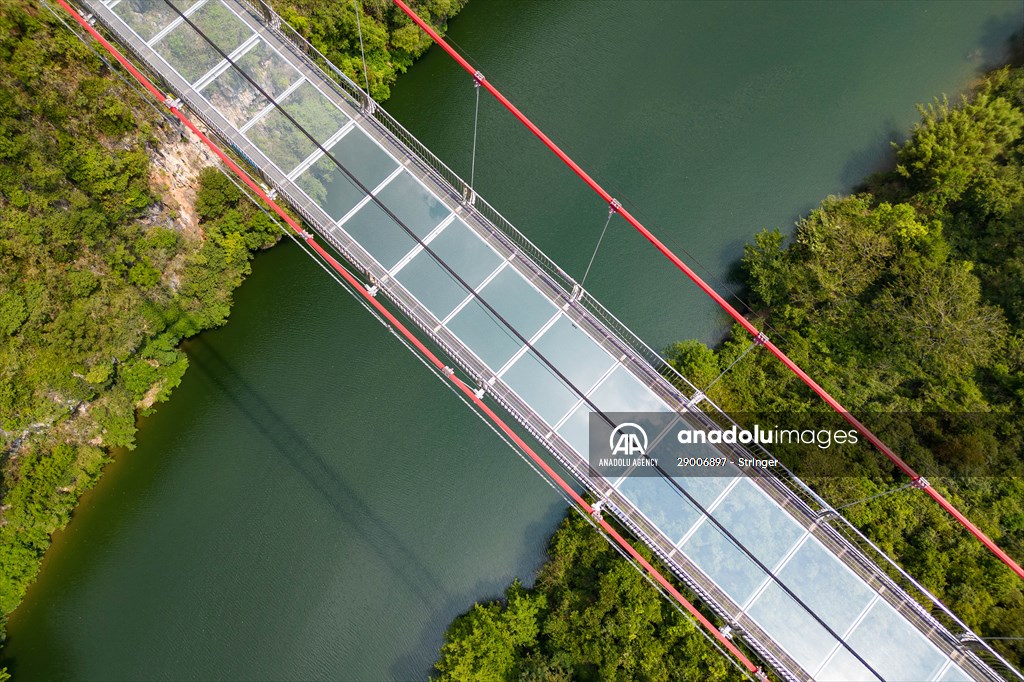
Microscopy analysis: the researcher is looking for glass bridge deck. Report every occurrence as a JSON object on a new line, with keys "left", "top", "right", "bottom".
{"left": 83, "top": 1, "right": 1002, "bottom": 679}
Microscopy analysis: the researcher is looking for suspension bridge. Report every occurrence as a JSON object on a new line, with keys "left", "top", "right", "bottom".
{"left": 54, "top": 0, "right": 1024, "bottom": 679}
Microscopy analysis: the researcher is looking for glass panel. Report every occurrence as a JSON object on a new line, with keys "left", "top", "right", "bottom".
{"left": 296, "top": 131, "right": 395, "bottom": 222}
{"left": 155, "top": 15, "right": 223, "bottom": 83}
{"left": 532, "top": 315, "right": 616, "bottom": 392}
{"left": 233, "top": 40, "right": 298, "bottom": 95}
{"left": 501, "top": 351, "right": 578, "bottom": 426}
{"left": 476, "top": 268, "right": 557, "bottom": 342}
{"left": 746, "top": 582, "right": 841, "bottom": 674}
{"left": 422, "top": 220, "right": 501, "bottom": 291}
{"left": 202, "top": 40, "right": 299, "bottom": 127}
{"left": 555, "top": 404, "right": 589, "bottom": 454}
{"left": 845, "top": 600, "right": 946, "bottom": 682}
{"left": 247, "top": 82, "right": 348, "bottom": 172}
{"left": 113, "top": 0, "right": 198, "bottom": 43}
{"left": 340, "top": 202, "right": 416, "bottom": 270}
{"left": 674, "top": 475, "right": 737, "bottom": 510}
{"left": 189, "top": 1, "right": 252, "bottom": 54}
{"left": 937, "top": 663, "right": 971, "bottom": 681}
{"left": 396, "top": 251, "right": 470, "bottom": 320}
{"left": 328, "top": 130, "right": 396, "bottom": 193}
{"left": 618, "top": 475, "right": 701, "bottom": 543}
{"left": 682, "top": 520, "right": 766, "bottom": 606}
{"left": 711, "top": 479, "right": 804, "bottom": 569}
{"left": 374, "top": 172, "right": 450, "bottom": 239}
{"left": 296, "top": 149, "right": 363, "bottom": 223}
{"left": 816, "top": 645, "right": 875, "bottom": 682}
{"left": 446, "top": 299, "right": 522, "bottom": 372}
{"left": 246, "top": 108, "right": 314, "bottom": 173}
{"left": 777, "top": 537, "right": 875, "bottom": 636}
{"left": 589, "top": 366, "right": 669, "bottom": 413}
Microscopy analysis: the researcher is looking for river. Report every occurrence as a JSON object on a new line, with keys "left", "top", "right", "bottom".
{"left": 3, "top": 1, "right": 1021, "bottom": 679}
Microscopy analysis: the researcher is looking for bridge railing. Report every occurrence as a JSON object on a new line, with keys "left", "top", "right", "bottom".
{"left": 822, "top": 506, "right": 1024, "bottom": 679}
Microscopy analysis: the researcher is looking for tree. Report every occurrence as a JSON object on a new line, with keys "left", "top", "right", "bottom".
{"left": 435, "top": 513, "right": 738, "bottom": 681}
{"left": 871, "top": 260, "right": 1008, "bottom": 378}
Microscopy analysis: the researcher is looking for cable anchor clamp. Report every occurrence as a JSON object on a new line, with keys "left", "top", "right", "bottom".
{"left": 473, "top": 386, "right": 485, "bottom": 400}
{"left": 570, "top": 282, "right": 584, "bottom": 302}
{"left": 815, "top": 507, "right": 838, "bottom": 522}
{"left": 958, "top": 631, "right": 981, "bottom": 646}
{"left": 472, "top": 70, "right": 485, "bottom": 86}
{"left": 266, "top": 188, "right": 279, "bottom": 201}
{"left": 442, "top": 366, "right": 455, "bottom": 378}
{"left": 912, "top": 476, "right": 930, "bottom": 490}
{"left": 590, "top": 498, "right": 605, "bottom": 520}
{"left": 718, "top": 625, "right": 734, "bottom": 640}
{"left": 754, "top": 668, "right": 769, "bottom": 682}
{"left": 164, "top": 97, "right": 182, "bottom": 111}
{"left": 686, "top": 390, "right": 706, "bottom": 408}
{"left": 297, "top": 229, "right": 313, "bottom": 240}
{"left": 754, "top": 331, "right": 769, "bottom": 346}
{"left": 83, "top": 12, "right": 97, "bottom": 26}
{"left": 609, "top": 198, "right": 622, "bottom": 215}
{"left": 365, "top": 284, "right": 379, "bottom": 297}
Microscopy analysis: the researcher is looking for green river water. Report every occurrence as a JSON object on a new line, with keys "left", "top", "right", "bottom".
{"left": 3, "top": 1, "right": 1022, "bottom": 679}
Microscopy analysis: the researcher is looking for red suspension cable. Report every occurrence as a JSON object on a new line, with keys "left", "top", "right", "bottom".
{"left": 389, "top": 0, "right": 1024, "bottom": 580}
{"left": 52, "top": 0, "right": 765, "bottom": 674}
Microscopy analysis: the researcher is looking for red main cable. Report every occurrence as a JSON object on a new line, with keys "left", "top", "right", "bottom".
{"left": 389, "top": 0, "right": 1024, "bottom": 580}
{"left": 52, "top": 0, "right": 764, "bottom": 674}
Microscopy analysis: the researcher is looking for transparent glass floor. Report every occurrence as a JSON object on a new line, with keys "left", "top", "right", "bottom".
{"left": 94, "top": 1, "right": 974, "bottom": 679}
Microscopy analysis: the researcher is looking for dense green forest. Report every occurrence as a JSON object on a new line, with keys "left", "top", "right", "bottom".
{"left": 434, "top": 512, "right": 737, "bottom": 681}
{"left": 276, "top": 0, "right": 467, "bottom": 101}
{"left": 437, "top": 63, "right": 1024, "bottom": 678}
{"left": 0, "top": 0, "right": 463, "bottom": 665}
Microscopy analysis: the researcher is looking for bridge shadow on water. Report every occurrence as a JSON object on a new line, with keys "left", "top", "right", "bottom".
{"left": 188, "top": 331, "right": 568, "bottom": 679}
{"left": 184, "top": 333, "right": 453, "bottom": 613}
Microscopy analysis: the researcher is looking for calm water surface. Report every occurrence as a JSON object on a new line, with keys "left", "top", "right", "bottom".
{"left": 3, "top": 1, "right": 1021, "bottom": 679}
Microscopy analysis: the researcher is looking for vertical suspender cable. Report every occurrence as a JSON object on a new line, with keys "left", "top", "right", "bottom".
{"left": 703, "top": 338, "right": 761, "bottom": 393}
{"left": 580, "top": 205, "right": 614, "bottom": 289}
{"left": 469, "top": 75, "right": 481, "bottom": 192}
{"left": 353, "top": 0, "right": 371, "bottom": 98}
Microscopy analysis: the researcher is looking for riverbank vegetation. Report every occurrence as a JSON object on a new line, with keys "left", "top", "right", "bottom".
{"left": 0, "top": 0, "right": 463, "bottom": 662}
{"left": 276, "top": 0, "right": 467, "bottom": 101}
{"left": 436, "top": 62, "right": 1024, "bottom": 676}
{"left": 434, "top": 512, "right": 737, "bottom": 681}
